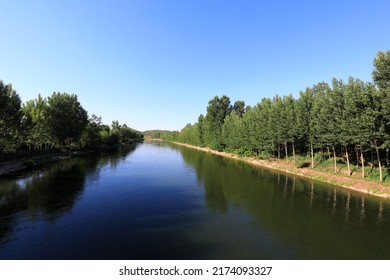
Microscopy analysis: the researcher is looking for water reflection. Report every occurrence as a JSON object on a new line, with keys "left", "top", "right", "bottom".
{"left": 377, "top": 202, "right": 384, "bottom": 227}
{"left": 310, "top": 182, "right": 314, "bottom": 208}
{"left": 1, "top": 143, "right": 390, "bottom": 260}
{"left": 332, "top": 188, "right": 337, "bottom": 216}
{"left": 291, "top": 177, "right": 295, "bottom": 199}
{"left": 345, "top": 193, "right": 350, "bottom": 222}
{"left": 360, "top": 197, "right": 366, "bottom": 225}
{"left": 178, "top": 145, "right": 390, "bottom": 259}
{"left": 0, "top": 146, "right": 136, "bottom": 246}
{"left": 283, "top": 176, "right": 288, "bottom": 198}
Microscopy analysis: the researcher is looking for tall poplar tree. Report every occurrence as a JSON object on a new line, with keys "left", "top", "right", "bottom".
{"left": 203, "top": 95, "right": 231, "bottom": 150}
{"left": 372, "top": 50, "right": 390, "bottom": 181}
{"left": 297, "top": 87, "right": 316, "bottom": 168}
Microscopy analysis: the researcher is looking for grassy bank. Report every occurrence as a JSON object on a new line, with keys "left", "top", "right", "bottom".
{"left": 171, "top": 141, "right": 390, "bottom": 200}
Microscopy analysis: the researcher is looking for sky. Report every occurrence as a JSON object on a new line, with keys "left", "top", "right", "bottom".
{"left": 1, "top": 0, "right": 390, "bottom": 131}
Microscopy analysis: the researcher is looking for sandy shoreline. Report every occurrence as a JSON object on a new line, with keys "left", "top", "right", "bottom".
{"left": 171, "top": 141, "right": 390, "bottom": 200}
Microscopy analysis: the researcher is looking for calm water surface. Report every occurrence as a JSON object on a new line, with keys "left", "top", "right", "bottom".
{"left": 1, "top": 142, "right": 390, "bottom": 259}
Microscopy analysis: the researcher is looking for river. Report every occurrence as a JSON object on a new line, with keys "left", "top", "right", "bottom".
{"left": 0, "top": 141, "right": 389, "bottom": 259}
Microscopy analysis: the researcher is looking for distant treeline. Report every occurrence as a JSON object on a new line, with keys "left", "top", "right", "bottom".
{"left": 170, "top": 50, "right": 390, "bottom": 182}
{"left": 0, "top": 83, "right": 143, "bottom": 159}
{"left": 143, "top": 130, "right": 179, "bottom": 141}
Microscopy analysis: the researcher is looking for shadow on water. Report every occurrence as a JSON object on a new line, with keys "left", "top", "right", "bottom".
{"left": 0, "top": 143, "right": 219, "bottom": 260}
{"left": 0, "top": 146, "right": 137, "bottom": 251}
{"left": 178, "top": 145, "right": 390, "bottom": 259}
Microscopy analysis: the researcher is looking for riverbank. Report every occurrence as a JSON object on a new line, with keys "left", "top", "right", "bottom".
{"left": 0, "top": 141, "right": 146, "bottom": 176}
{"left": 172, "top": 141, "right": 390, "bottom": 200}
{"left": 0, "top": 154, "right": 68, "bottom": 175}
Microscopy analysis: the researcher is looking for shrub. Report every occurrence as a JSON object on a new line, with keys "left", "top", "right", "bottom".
{"left": 295, "top": 157, "right": 311, "bottom": 168}
{"left": 314, "top": 151, "right": 327, "bottom": 165}
{"left": 235, "top": 147, "right": 253, "bottom": 157}
{"left": 258, "top": 151, "right": 272, "bottom": 160}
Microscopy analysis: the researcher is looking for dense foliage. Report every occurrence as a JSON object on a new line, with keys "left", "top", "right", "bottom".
{"left": 0, "top": 85, "right": 143, "bottom": 159}
{"left": 143, "top": 130, "right": 179, "bottom": 141}
{"left": 175, "top": 50, "right": 390, "bottom": 182}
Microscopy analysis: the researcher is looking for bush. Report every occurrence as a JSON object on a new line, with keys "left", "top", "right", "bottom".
{"left": 296, "top": 160, "right": 310, "bottom": 168}
{"left": 258, "top": 151, "right": 272, "bottom": 160}
{"left": 314, "top": 151, "right": 327, "bottom": 165}
{"left": 235, "top": 147, "right": 253, "bottom": 157}
{"left": 368, "top": 167, "right": 390, "bottom": 182}
{"left": 295, "top": 156, "right": 311, "bottom": 168}
{"left": 224, "top": 147, "right": 235, "bottom": 153}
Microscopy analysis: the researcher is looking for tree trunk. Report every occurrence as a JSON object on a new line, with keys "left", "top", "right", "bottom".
{"left": 292, "top": 142, "right": 296, "bottom": 160}
{"left": 360, "top": 148, "right": 365, "bottom": 178}
{"left": 375, "top": 146, "right": 383, "bottom": 182}
{"left": 333, "top": 146, "right": 337, "bottom": 173}
{"left": 356, "top": 148, "right": 359, "bottom": 168}
{"left": 345, "top": 146, "right": 351, "bottom": 176}
{"left": 327, "top": 147, "right": 331, "bottom": 160}
{"left": 284, "top": 141, "right": 288, "bottom": 161}
{"left": 277, "top": 144, "right": 280, "bottom": 160}
{"left": 310, "top": 143, "right": 314, "bottom": 169}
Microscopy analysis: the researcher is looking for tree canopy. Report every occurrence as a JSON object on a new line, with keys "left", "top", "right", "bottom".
{"left": 0, "top": 84, "right": 143, "bottom": 159}
{"left": 174, "top": 50, "right": 390, "bottom": 182}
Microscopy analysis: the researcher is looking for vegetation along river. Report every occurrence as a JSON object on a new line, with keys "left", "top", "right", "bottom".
{"left": 1, "top": 141, "right": 389, "bottom": 259}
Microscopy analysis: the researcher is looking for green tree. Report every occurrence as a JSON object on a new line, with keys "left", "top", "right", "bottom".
{"left": 311, "top": 82, "right": 334, "bottom": 168}
{"left": 120, "top": 123, "right": 142, "bottom": 144}
{"left": 249, "top": 98, "right": 273, "bottom": 155}
{"left": 99, "top": 124, "right": 111, "bottom": 146}
{"left": 368, "top": 89, "right": 388, "bottom": 182}
{"left": 45, "top": 92, "right": 88, "bottom": 148}
{"left": 297, "top": 87, "right": 316, "bottom": 168}
{"left": 372, "top": 50, "right": 390, "bottom": 92}
{"left": 23, "top": 94, "right": 52, "bottom": 152}
{"left": 0, "top": 81, "right": 23, "bottom": 154}
{"left": 222, "top": 111, "right": 244, "bottom": 152}
{"left": 197, "top": 114, "right": 205, "bottom": 146}
{"left": 351, "top": 81, "right": 377, "bottom": 178}
{"left": 109, "top": 120, "right": 121, "bottom": 146}
{"left": 80, "top": 114, "right": 103, "bottom": 149}
{"left": 284, "top": 95, "right": 298, "bottom": 159}
{"left": 372, "top": 50, "right": 390, "bottom": 181}
{"left": 270, "top": 95, "right": 296, "bottom": 161}
{"left": 203, "top": 95, "right": 231, "bottom": 150}
{"left": 232, "top": 100, "right": 246, "bottom": 117}
{"left": 179, "top": 123, "right": 199, "bottom": 145}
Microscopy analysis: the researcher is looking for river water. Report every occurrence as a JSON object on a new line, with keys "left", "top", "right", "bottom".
{"left": 0, "top": 142, "right": 389, "bottom": 259}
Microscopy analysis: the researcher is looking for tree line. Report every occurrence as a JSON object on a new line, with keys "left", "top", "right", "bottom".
{"left": 143, "top": 130, "right": 179, "bottom": 141}
{"left": 173, "top": 50, "right": 390, "bottom": 182}
{"left": 0, "top": 83, "right": 143, "bottom": 159}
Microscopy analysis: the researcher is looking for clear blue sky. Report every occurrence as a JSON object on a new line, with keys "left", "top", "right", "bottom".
{"left": 1, "top": 0, "right": 389, "bottom": 131}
